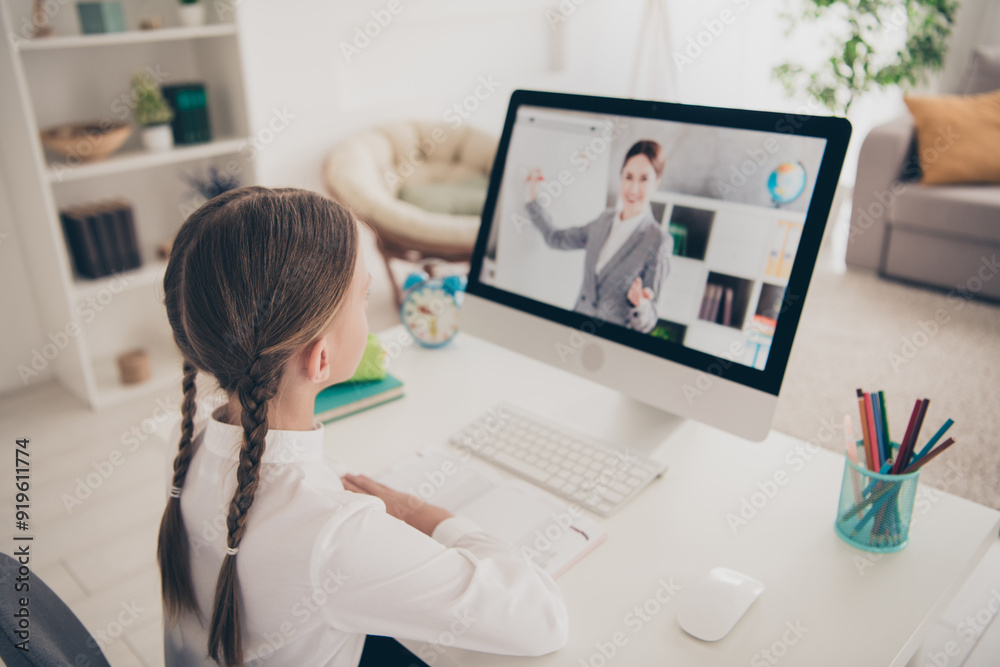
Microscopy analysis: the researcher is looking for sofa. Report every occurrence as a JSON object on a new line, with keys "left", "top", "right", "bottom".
{"left": 845, "top": 46, "right": 1000, "bottom": 301}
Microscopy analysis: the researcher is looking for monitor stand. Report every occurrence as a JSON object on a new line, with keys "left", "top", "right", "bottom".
{"left": 549, "top": 392, "right": 685, "bottom": 458}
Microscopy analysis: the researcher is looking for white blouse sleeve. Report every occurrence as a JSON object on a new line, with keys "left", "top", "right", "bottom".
{"left": 309, "top": 496, "right": 569, "bottom": 657}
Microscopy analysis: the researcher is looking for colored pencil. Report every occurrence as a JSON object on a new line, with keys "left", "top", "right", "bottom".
{"left": 871, "top": 392, "right": 885, "bottom": 464}
{"left": 843, "top": 415, "right": 863, "bottom": 504}
{"left": 911, "top": 419, "right": 954, "bottom": 465}
{"left": 902, "top": 437, "right": 956, "bottom": 474}
{"left": 899, "top": 399, "right": 929, "bottom": 472}
{"left": 865, "top": 393, "right": 881, "bottom": 469}
{"left": 857, "top": 389, "right": 874, "bottom": 470}
{"left": 891, "top": 400, "right": 922, "bottom": 474}
{"left": 878, "top": 390, "right": 891, "bottom": 462}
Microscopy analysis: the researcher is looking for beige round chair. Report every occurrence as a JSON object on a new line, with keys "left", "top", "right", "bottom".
{"left": 323, "top": 120, "right": 497, "bottom": 307}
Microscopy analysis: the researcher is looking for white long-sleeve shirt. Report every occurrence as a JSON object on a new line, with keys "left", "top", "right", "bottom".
{"left": 163, "top": 408, "right": 569, "bottom": 666}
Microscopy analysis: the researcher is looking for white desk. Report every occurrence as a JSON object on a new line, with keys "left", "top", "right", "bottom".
{"left": 324, "top": 326, "right": 1000, "bottom": 667}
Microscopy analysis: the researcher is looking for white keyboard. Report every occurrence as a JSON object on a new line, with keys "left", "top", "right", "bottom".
{"left": 447, "top": 402, "right": 666, "bottom": 517}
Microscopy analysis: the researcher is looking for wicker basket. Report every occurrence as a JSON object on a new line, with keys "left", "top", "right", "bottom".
{"left": 40, "top": 121, "right": 132, "bottom": 162}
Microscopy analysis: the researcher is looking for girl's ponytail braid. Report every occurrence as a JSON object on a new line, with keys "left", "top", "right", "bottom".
{"left": 207, "top": 356, "right": 280, "bottom": 667}
{"left": 157, "top": 359, "right": 201, "bottom": 620}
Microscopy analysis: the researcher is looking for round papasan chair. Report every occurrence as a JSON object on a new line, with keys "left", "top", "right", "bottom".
{"left": 322, "top": 120, "right": 497, "bottom": 307}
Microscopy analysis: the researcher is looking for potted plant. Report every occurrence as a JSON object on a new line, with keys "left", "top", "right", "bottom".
{"left": 178, "top": 0, "right": 205, "bottom": 27}
{"left": 772, "top": 0, "right": 958, "bottom": 115}
{"left": 132, "top": 73, "right": 175, "bottom": 152}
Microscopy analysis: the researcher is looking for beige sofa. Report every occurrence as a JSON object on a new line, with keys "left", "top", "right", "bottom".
{"left": 845, "top": 46, "right": 1000, "bottom": 300}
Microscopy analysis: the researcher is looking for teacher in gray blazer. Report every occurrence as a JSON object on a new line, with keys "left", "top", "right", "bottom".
{"left": 525, "top": 139, "right": 672, "bottom": 333}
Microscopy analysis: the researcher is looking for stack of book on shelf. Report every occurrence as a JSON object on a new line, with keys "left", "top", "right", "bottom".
{"left": 699, "top": 283, "right": 734, "bottom": 326}
{"left": 60, "top": 200, "right": 141, "bottom": 279}
{"left": 163, "top": 84, "right": 212, "bottom": 145}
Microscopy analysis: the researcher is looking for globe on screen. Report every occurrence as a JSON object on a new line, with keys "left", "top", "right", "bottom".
{"left": 767, "top": 162, "right": 807, "bottom": 207}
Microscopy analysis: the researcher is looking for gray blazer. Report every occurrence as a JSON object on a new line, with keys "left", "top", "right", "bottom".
{"left": 525, "top": 201, "right": 672, "bottom": 333}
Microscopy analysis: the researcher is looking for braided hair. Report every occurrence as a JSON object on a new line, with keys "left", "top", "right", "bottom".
{"left": 158, "top": 186, "right": 359, "bottom": 666}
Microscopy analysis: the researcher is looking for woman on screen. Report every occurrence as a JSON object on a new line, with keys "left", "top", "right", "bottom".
{"left": 525, "top": 139, "right": 672, "bottom": 334}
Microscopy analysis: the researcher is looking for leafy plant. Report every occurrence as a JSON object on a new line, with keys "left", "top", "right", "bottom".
{"left": 773, "top": 0, "right": 959, "bottom": 115}
{"left": 184, "top": 166, "right": 241, "bottom": 200}
{"left": 131, "top": 72, "right": 174, "bottom": 126}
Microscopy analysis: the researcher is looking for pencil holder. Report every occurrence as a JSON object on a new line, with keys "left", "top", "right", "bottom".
{"left": 834, "top": 443, "right": 920, "bottom": 553}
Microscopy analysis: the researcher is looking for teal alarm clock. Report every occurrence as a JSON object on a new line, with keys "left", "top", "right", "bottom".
{"left": 400, "top": 272, "right": 467, "bottom": 348}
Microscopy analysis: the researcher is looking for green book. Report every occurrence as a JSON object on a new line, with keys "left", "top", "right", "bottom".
{"left": 77, "top": 2, "right": 126, "bottom": 34}
{"left": 314, "top": 374, "right": 404, "bottom": 423}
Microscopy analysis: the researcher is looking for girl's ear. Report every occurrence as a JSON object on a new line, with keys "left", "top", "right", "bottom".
{"left": 304, "top": 336, "right": 332, "bottom": 384}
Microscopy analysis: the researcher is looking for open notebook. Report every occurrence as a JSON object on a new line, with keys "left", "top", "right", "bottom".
{"left": 376, "top": 449, "right": 606, "bottom": 578}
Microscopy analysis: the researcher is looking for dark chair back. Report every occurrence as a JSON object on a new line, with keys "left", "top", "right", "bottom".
{"left": 0, "top": 552, "right": 111, "bottom": 666}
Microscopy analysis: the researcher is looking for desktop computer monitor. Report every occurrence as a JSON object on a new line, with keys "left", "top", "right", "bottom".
{"left": 460, "top": 90, "right": 851, "bottom": 442}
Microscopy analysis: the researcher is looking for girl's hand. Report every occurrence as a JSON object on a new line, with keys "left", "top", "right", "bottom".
{"left": 341, "top": 473, "right": 454, "bottom": 537}
{"left": 627, "top": 277, "right": 654, "bottom": 307}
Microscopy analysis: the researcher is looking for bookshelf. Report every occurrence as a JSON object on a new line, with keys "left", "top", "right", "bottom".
{"left": 649, "top": 190, "right": 806, "bottom": 370}
{"left": 0, "top": 0, "right": 257, "bottom": 409}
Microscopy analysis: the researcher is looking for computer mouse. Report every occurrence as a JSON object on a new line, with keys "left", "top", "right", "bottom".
{"left": 677, "top": 567, "right": 764, "bottom": 641}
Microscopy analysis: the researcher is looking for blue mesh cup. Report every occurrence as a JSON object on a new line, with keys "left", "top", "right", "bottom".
{"left": 834, "top": 442, "right": 920, "bottom": 553}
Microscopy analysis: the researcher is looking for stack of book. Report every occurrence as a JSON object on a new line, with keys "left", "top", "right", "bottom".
{"left": 60, "top": 200, "right": 141, "bottom": 279}
{"left": 699, "top": 283, "right": 734, "bottom": 326}
{"left": 162, "top": 84, "right": 212, "bottom": 145}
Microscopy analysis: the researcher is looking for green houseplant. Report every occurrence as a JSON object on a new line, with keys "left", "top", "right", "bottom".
{"left": 132, "top": 72, "right": 175, "bottom": 152}
{"left": 773, "top": 0, "right": 959, "bottom": 115}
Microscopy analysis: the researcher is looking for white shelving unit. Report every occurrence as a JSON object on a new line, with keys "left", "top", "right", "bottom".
{"left": 0, "top": 0, "right": 257, "bottom": 409}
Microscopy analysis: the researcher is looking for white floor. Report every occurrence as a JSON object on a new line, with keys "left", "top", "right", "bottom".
{"left": 1, "top": 226, "right": 998, "bottom": 666}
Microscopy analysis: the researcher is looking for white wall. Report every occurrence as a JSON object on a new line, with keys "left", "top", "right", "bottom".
{"left": 0, "top": 163, "right": 51, "bottom": 394}
{"left": 937, "top": 0, "right": 1000, "bottom": 93}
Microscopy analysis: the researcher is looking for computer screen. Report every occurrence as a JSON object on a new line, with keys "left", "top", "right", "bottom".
{"left": 461, "top": 91, "right": 850, "bottom": 440}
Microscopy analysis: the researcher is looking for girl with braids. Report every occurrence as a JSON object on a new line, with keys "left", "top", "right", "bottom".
{"left": 158, "top": 186, "right": 568, "bottom": 666}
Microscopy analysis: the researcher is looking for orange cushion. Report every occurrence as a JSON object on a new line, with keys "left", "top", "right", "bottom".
{"left": 904, "top": 89, "right": 1000, "bottom": 185}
